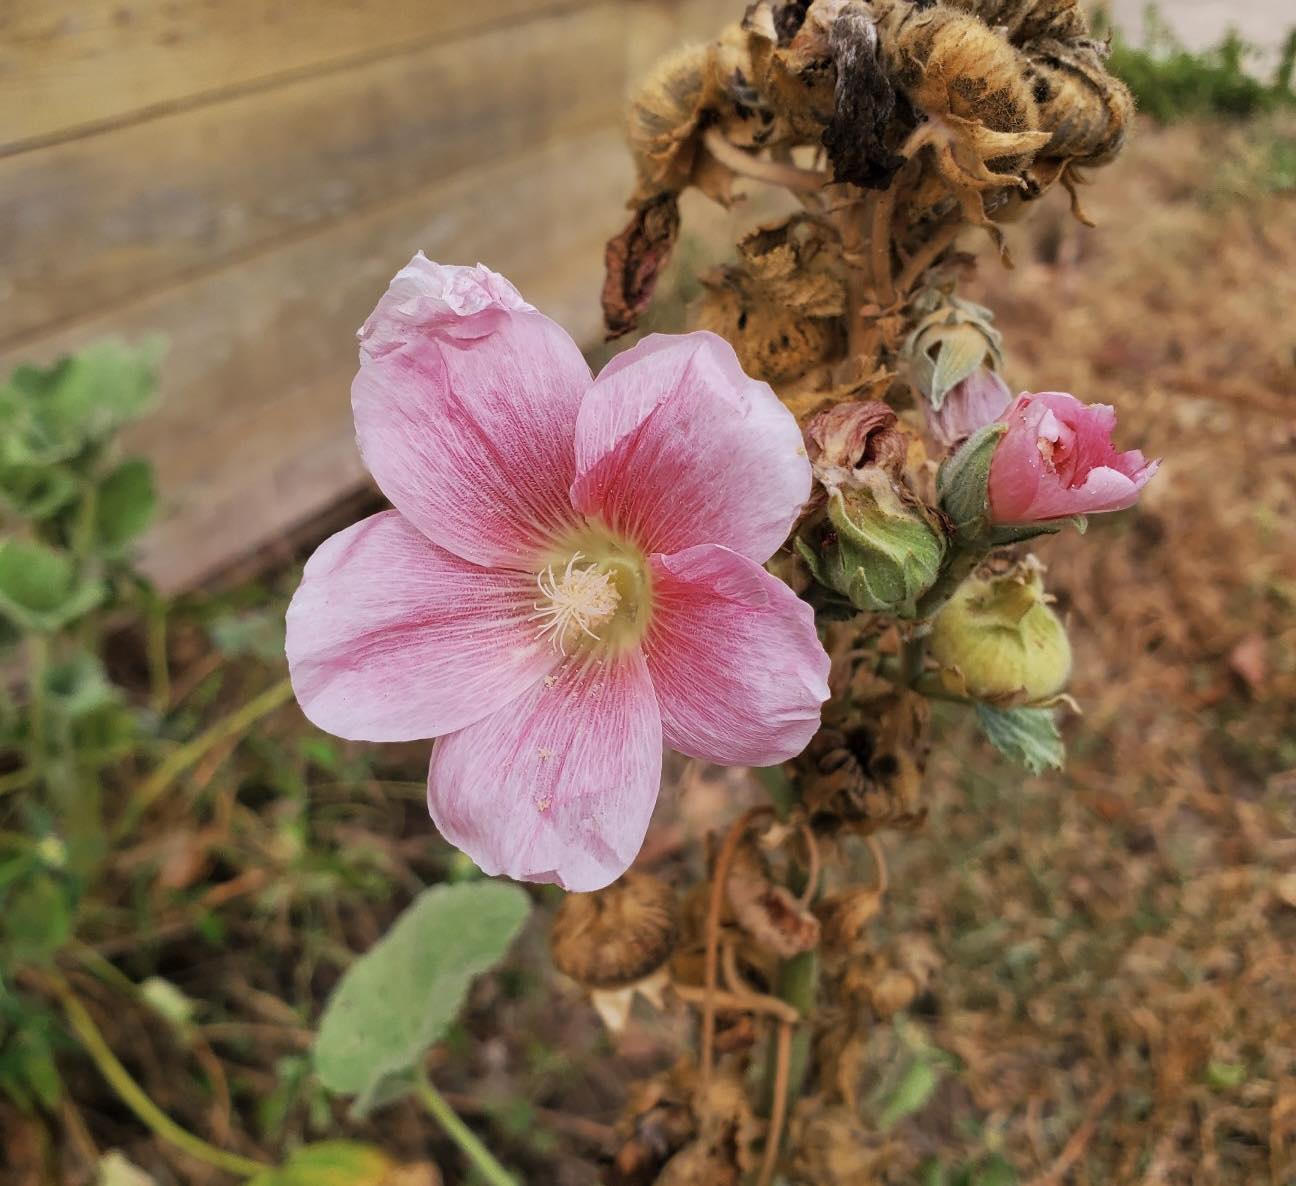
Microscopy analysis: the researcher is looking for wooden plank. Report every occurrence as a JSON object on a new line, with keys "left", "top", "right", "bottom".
{"left": 0, "top": 2, "right": 626, "bottom": 347}
{"left": 0, "top": 126, "right": 634, "bottom": 592}
{"left": 0, "top": 0, "right": 571, "bottom": 149}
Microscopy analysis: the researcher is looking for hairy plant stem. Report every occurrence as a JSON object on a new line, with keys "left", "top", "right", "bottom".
{"left": 414, "top": 1068, "right": 522, "bottom": 1186}
{"left": 114, "top": 676, "right": 293, "bottom": 839}
{"left": 915, "top": 545, "right": 985, "bottom": 620}
{"left": 26, "top": 633, "right": 49, "bottom": 785}
{"left": 47, "top": 974, "right": 268, "bottom": 1178}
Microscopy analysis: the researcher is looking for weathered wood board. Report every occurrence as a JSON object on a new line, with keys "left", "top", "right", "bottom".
{"left": 0, "top": 2, "right": 627, "bottom": 343}
{"left": 0, "top": 0, "right": 568, "bottom": 148}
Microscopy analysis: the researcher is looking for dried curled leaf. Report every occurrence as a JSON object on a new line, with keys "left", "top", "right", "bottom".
{"left": 602, "top": 194, "right": 681, "bottom": 339}
{"left": 815, "top": 886, "right": 885, "bottom": 953}
{"left": 607, "top": 1072, "right": 696, "bottom": 1186}
{"left": 725, "top": 837, "right": 821, "bottom": 959}
{"left": 695, "top": 269, "right": 843, "bottom": 384}
{"left": 785, "top": 1096, "right": 905, "bottom": 1185}
{"left": 736, "top": 215, "right": 847, "bottom": 317}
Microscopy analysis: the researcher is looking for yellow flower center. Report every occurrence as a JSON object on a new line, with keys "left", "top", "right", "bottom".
{"left": 531, "top": 530, "right": 651, "bottom": 655}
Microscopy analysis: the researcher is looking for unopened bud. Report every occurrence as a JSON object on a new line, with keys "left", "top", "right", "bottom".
{"left": 902, "top": 290, "right": 1003, "bottom": 410}
{"left": 929, "top": 564, "right": 1072, "bottom": 706}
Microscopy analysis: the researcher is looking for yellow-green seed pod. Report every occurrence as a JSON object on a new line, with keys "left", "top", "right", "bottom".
{"left": 930, "top": 566, "right": 1071, "bottom": 705}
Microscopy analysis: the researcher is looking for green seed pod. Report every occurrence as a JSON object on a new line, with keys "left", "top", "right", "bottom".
{"left": 929, "top": 565, "right": 1071, "bottom": 705}
{"left": 796, "top": 469, "right": 947, "bottom": 617}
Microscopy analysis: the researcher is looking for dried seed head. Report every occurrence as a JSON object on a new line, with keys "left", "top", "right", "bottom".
{"left": 876, "top": 2, "right": 1041, "bottom": 147}
{"left": 1023, "top": 38, "right": 1135, "bottom": 167}
{"left": 550, "top": 872, "right": 678, "bottom": 990}
{"left": 942, "top": 0, "right": 1089, "bottom": 46}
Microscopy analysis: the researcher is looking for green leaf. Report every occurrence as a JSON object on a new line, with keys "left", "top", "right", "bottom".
{"left": 95, "top": 458, "right": 156, "bottom": 553}
{"left": 975, "top": 704, "right": 1066, "bottom": 774}
{"left": 44, "top": 654, "right": 120, "bottom": 722}
{"left": 208, "top": 609, "right": 286, "bottom": 662}
{"left": 2, "top": 870, "right": 74, "bottom": 966}
{"left": 878, "top": 1056, "right": 942, "bottom": 1130}
{"left": 0, "top": 340, "right": 162, "bottom": 464}
{"left": 0, "top": 462, "right": 80, "bottom": 520}
{"left": 315, "top": 881, "right": 529, "bottom": 1113}
{"left": 0, "top": 538, "right": 104, "bottom": 632}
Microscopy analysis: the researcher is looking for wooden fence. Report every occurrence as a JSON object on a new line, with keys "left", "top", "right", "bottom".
{"left": 0, "top": 0, "right": 727, "bottom": 591}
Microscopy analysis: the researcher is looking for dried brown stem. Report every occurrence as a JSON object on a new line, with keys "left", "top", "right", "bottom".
{"left": 757, "top": 1021, "right": 794, "bottom": 1186}
{"left": 702, "top": 806, "right": 775, "bottom": 1085}
{"left": 896, "top": 217, "right": 963, "bottom": 295}
{"left": 869, "top": 187, "right": 898, "bottom": 307}
{"left": 1026, "top": 1082, "right": 1117, "bottom": 1186}
{"left": 702, "top": 128, "right": 832, "bottom": 193}
{"left": 676, "top": 983, "right": 801, "bottom": 1026}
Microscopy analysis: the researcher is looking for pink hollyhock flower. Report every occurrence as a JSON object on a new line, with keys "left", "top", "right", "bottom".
{"left": 987, "top": 391, "right": 1158, "bottom": 524}
{"left": 925, "top": 367, "right": 1013, "bottom": 449}
{"left": 286, "top": 254, "right": 830, "bottom": 891}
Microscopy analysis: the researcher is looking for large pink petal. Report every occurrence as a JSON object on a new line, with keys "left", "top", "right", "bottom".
{"left": 571, "top": 333, "right": 811, "bottom": 563}
{"left": 427, "top": 651, "right": 662, "bottom": 891}
{"left": 353, "top": 261, "right": 591, "bottom": 568}
{"left": 644, "top": 545, "right": 830, "bottom": 766}
{"left": 286, "top": 511, "right": 556, "bottom": 742}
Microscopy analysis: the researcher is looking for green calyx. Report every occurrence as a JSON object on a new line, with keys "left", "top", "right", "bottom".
{"left": 795, "top": 470, "right": 946, "bottom": 618}
{"left": 929, "top": 566, "right": 1072, "bottom": 707}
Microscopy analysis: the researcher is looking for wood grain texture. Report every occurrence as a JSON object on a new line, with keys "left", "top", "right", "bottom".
{"left": 0, "top": 2, "right": 624, "bottom": 346}
{"left": 0, "top": 126, "right": 634, "bottom": 591}
{"left": 0, "top": 0, "right": 568, "bottom": 149}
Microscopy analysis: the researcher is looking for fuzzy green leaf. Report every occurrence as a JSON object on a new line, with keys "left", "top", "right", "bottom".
{"left": 935, "top": 423, "right": 1006, "bottom": 540}
{"left": 95, "top": 458, "right": 156, "bottom": 553}
{"left": 0, "top": 340, "right": 162, "bottom": 464}
{"left": 0, "top": 539, "right": 104, "bottom": 633}
{"left": 314, "top": 881, "right": 529, "bottom": 1113}
{"left": 975, "top": 704, "right": 1065, "bottom": 774}
{"left": 0, "top": 462, "right": 80, "bottom": 520}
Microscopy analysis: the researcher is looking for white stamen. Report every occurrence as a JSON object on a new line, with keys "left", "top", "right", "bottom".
{"left": 530, "top": 552, "right": 621, "bottom": 654}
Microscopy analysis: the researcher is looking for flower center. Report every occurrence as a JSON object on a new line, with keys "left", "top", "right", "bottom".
{"left": 532, "top": 554, "right": 622, "bottom": 653}
{"left": 530, "top": 532, "right": 651, "bottom": 655}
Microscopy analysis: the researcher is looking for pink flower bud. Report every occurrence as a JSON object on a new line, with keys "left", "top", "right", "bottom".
{"left": 987, "top": 392, "right": 1158, "bottom": 524}
{"left": 924, "top": 367, "right": 1013, "bottom": 449}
